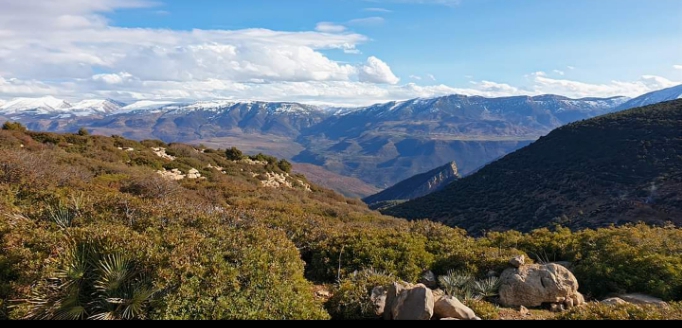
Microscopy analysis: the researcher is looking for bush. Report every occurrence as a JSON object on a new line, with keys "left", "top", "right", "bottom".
{"left": 326, "top": 269, "right": 394, "bottom": 320}
{"left": 463, "top": 300, "right": 500, "bottom": 320}
{"left": 555, "top": 302, "right": 682, "bottom": 320}
{"left": 277, "top": 159, "right": 292, "bottom": 173}
{"left": 225, "top": 147, "right": 244, "bottom": 161}
{"left": 77, "top": 127, "right": 90, "bottom": 136}
{"left": 2, "top": 122, "right": 27, "bottom": 132}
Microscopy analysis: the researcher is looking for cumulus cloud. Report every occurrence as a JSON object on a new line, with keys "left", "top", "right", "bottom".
{"left": 358, "top": 56, "right": 400, "bottom": 84}
{"left": 553, "top": 70, "right": 565, "bottom": 76}
{"left": 530, "top": 74, "right": 680, "bottom": 98}
{"left": 674, "top": 65, "right": 682, "bottom": 70}
{"left": 0, "top": 0, "right": 676, "bottom": 106}
{"left": 315, "top": 22, "right": 347, "bottom": 33}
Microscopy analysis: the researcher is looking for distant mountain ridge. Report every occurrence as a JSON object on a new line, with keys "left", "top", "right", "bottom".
{"left": 1, "top": 85, "right": 680, "bottom": 191}
{"left": 363, "top": 161, "right": 460, "bottom": 207}
{"left": 384, "top": 99, "right": 682, "bottom": 234}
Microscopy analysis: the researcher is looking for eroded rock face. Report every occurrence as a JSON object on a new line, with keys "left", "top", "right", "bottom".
{"left": 433, "top": 296, "right": 479, "bottom": 320}
{"left": 384, "top": 283, "right": 434, "bottom": 320}
{"left": 371, "top": 286, "right": 387, "bottom": 316}
{"left": 499, "top": 263, "right": 583, "bottom": 309}
{"left": 618, "top": 294, "right": 669, "bottom": 308}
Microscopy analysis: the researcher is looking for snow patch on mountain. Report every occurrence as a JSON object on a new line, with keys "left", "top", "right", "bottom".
{"left": 618, "top": 84, "right": 682, "bottom": 110}
{"left": 119, "top": 101, "right": 181, "bottom": 113}
{"left": 0, "top": 96, "right": 72, "bottom": 115}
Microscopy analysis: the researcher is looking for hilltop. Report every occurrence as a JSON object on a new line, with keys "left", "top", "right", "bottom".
{"left": 385, "top": 100, "right": 682, "bottom": 234}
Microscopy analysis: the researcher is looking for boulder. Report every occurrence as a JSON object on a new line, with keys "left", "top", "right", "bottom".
{"left": 432, "top": 289, "right": 445, "bottom": 302}
{"left": 418, "top": 270, "right": 438, "bottom": 289}
{"left": 601, "top": 297, "right": 627, "bottom": 306}
{"left": 618, "top": 294, "right": 669, "bottom": 308}
{"left": 370, "top": 286, "right": 387, "bottom": 316}
{"left": 510, "top": 255, "right": 525, "bottom": 268}
{"left": 385, "top": 283, "right": 434, "bottom": 320}
{"left": 383, "top": 282, "right": 409, "bottom": 320}
{"left": 433, "top": 296, "right": 478, "bottom": 320}
{"left": 499, "top": 262, "right": 581, "bottom": 308}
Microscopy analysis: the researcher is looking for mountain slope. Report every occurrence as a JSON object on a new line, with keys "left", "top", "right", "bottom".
{"left": 363, "top": 161, "right": 460, "bottom": 206}
{"left": 385, "top": 99, "right": 682, "bottom": 234}
{"left": 617, "top": 84, "right": 682, "bottom": 110}
{"left": 292, "top": 163, "right": 381, "bottom": 199}
{"left": 295, "top": 94, "right": 628, "bottom": 187}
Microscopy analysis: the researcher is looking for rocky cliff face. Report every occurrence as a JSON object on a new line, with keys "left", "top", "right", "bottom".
{"left": 364, "top": 161, "right": 460, "bottom": 206}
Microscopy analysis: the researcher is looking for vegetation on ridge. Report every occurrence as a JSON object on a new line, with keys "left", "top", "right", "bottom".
{"left": 0, "top": 122, "right": 681, "bottom": 320}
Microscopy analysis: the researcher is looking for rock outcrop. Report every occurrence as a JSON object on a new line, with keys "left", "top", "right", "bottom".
{"left": 617, "top": 294, "right": 669, "bottom": 308}
{"left": 499, "top": 261, "right": 584, "bottom": 310}
{"left": 433, "top": 296, "right": 480, "bottom": 320}
{"left": 383, "top": 283, "right": 434, "bottom": 320}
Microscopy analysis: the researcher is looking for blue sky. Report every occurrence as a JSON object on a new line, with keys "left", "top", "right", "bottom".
{"left": 0, "top": 0, "right": 680, "bottom": 105}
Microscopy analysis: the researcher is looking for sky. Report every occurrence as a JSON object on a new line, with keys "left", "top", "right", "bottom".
{"left": 0, "top": 0, "right": 680, "bottom": 106}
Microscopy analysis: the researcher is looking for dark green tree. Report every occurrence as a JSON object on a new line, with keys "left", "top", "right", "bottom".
{"left": 225, "top": 147, "right": 244, "bottom": 161}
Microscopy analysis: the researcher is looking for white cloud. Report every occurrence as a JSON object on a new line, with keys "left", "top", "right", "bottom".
{"left": 364, "top": 7, "right": 393, "bottom": 13}
{"left": 530, "top": 74, "right": 680, "bottom": 98}
{"left": 358, "top": 56, "right": 400, "bottom": 84}
{"left": 348, "top": 17, "right": 386, "bottom": 26}
{"left": 0, "top": 0, "right": 677, "bottom": 107}
{"left": 315, "top": 22, "right": 347, "bottom": 33}
{"left": 674, "top": 65, "right": 682, "bottom": 70}
{"left": 427, "top": 74, "right": 436, "bottom": 81}
{"left": 567, "top": 66, "right": 576, "bottom": 70}
{"left": 409, "top": 75, "right": 422, "bottom": 80}
{"left": 553, "top": 70, "right": 565, "bottom": 76}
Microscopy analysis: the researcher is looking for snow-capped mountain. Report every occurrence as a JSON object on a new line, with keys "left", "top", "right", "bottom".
{"left": 71, "top": 99, "right": 125, "bottom": 114}
{"left": 617, "top": 84, "right": 682, "bottom": 110}
{"left": 0, "top": 97, "right": 124, "bottom": 117}
{"left": 0, "top": 96, "right": 72, "bottom": 115}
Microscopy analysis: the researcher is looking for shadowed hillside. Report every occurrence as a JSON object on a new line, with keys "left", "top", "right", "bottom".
{"left": 386, "top": 100, "right": 682, "bottom": 234}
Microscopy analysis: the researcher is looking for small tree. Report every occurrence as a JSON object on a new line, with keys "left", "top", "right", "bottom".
{"left": 277, "top": 159, "right": 292, "bottom": 173}
{"left": 77, "top": 127, "right": 90, "bottom": 136}
{"left": 2, "top": 121, "right": 27, "bottom": 132}
{"left": 225, "top": 147, "right": 244, "bottom": 161}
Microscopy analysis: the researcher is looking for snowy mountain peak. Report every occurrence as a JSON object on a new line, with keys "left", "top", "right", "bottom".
{"left": 72, "top": 99, "right": 125, "bottom": 114}
{"left": 617, "top": 84, "right": 682, "bottom": 110}
{"left": 0, "top": 96, "right": 72, "bottom": 115}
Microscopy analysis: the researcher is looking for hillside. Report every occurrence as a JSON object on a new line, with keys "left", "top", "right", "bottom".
{"left": 1, "top": 123, "right": 682, "bottom": 320}
{"left": 363, "top": 161, "right": 460, "bottom": 207}
{"left": 385, "top": 100, "right": 682, "bottom": 234}
{"left": 3, "top": 93, "right": 634, "bottom": 188}
{"left": 293, "top": 163, "right": 381, "bottom": 199}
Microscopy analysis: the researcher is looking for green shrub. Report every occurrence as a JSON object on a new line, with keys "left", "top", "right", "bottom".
{"left": 555, "top": 302, "right": 682, "bottom": 320}
{"left": 326, "top": 269, "right": 394, "bottom": 320}
{"left": 225, "top": 147, "right": 244, "bottom": 161}
{"left": 463, "top": 300, "right": 500, "bottom": 320}
{"left": 277, "top": 159, "right": 292, "bottom": 173}
{"left": 2, "top": 122, "right": 27, "bottom": 132}
{"left": 77, "top": 127, "right": 90, "bottom": 136}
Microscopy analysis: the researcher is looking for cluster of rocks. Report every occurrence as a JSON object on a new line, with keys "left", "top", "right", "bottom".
{"left": 252, "top": 171, "right": 312, "bottom": 191}
{"left": 117, "top": 147, "right": 135, "bottom": 152}
{"left": 157, "top": 168, "right": 203, "bottom": 180}
{"left": 370, "top": 282, "right": 481, "bottom": 320}
{"left": 369, "top": 255, "right": 591, "bottom": 320}
{"left": 151, "top": 147, "right": 176, "bottom": 160}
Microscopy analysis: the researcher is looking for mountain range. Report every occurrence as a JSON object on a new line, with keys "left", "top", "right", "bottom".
{"left": 1, "top": 84, "right": 680, "bottom": 194}
{"left": 384, "top": 99, "right": 682, "bottom": 234}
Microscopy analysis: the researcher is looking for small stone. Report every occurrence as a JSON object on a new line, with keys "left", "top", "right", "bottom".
{"left": 509, "top": 255, "right": 525, "bottom": 268}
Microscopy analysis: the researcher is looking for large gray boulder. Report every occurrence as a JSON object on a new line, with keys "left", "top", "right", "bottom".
{"left": 384, "top": 283, "right": 434, "bottom": 320}
{"left": 433, "top": 296, "right": 479, "bottom": 320}
{"left": 499, "top": 263, "right": 584, "bottom": 309}
{"left": 618, "top": 294, "right": 669, "bottom": 308}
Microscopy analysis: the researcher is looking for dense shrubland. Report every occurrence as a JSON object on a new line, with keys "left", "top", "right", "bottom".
{"left": 0, "top": 124, "right": 681, "bottom": 320}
